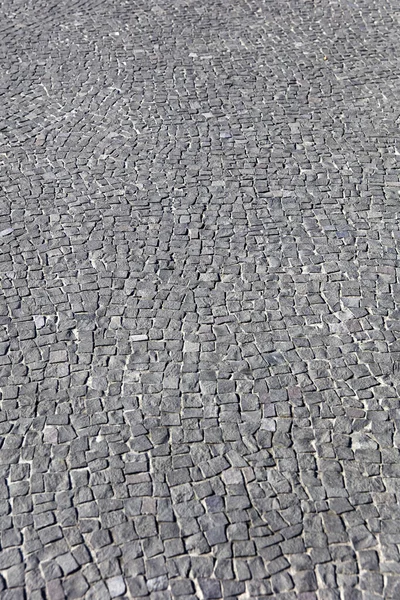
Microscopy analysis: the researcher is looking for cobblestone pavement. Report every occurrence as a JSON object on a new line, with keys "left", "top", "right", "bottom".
{"left": 1, "top": 0, "right": 400, "bottom": 598}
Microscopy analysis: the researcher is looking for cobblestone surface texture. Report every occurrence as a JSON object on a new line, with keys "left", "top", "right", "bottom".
{"left": 1, "top": 0, "right": 400, "bottom": 598}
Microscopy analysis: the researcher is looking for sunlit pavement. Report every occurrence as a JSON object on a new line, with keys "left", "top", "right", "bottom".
{"left": 1, "top": 0, "right": 400, "bottom": 598}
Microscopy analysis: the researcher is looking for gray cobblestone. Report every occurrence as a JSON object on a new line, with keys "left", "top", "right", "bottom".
{"left": 1, "top": 0, "right": 400, "bottom": 597}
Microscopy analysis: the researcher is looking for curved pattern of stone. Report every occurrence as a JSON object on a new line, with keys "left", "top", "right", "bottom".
{"left": 1, "top": 0, "right": 400, "bottom": 598}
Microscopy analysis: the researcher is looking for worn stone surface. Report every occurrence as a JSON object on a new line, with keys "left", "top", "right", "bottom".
{"left": 0, "top": 0, "right": 400, "bottom": 598}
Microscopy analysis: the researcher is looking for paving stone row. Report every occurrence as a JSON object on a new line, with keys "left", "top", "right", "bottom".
{"left": 1, "top": 0, "right": 400, "bottom": 598}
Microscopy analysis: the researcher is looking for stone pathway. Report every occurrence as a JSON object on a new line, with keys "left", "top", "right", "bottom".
{"left": 1, "top": 0, "right": 400, "bottom": 598}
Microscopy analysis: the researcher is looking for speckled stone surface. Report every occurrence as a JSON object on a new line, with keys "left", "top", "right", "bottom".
{"left": 1, "top": 0, "right": 400, "bottom": 598}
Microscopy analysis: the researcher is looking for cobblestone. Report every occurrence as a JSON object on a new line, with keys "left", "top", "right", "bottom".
{"left": 1, "top": 0, "right": 400, "bottom": 597}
